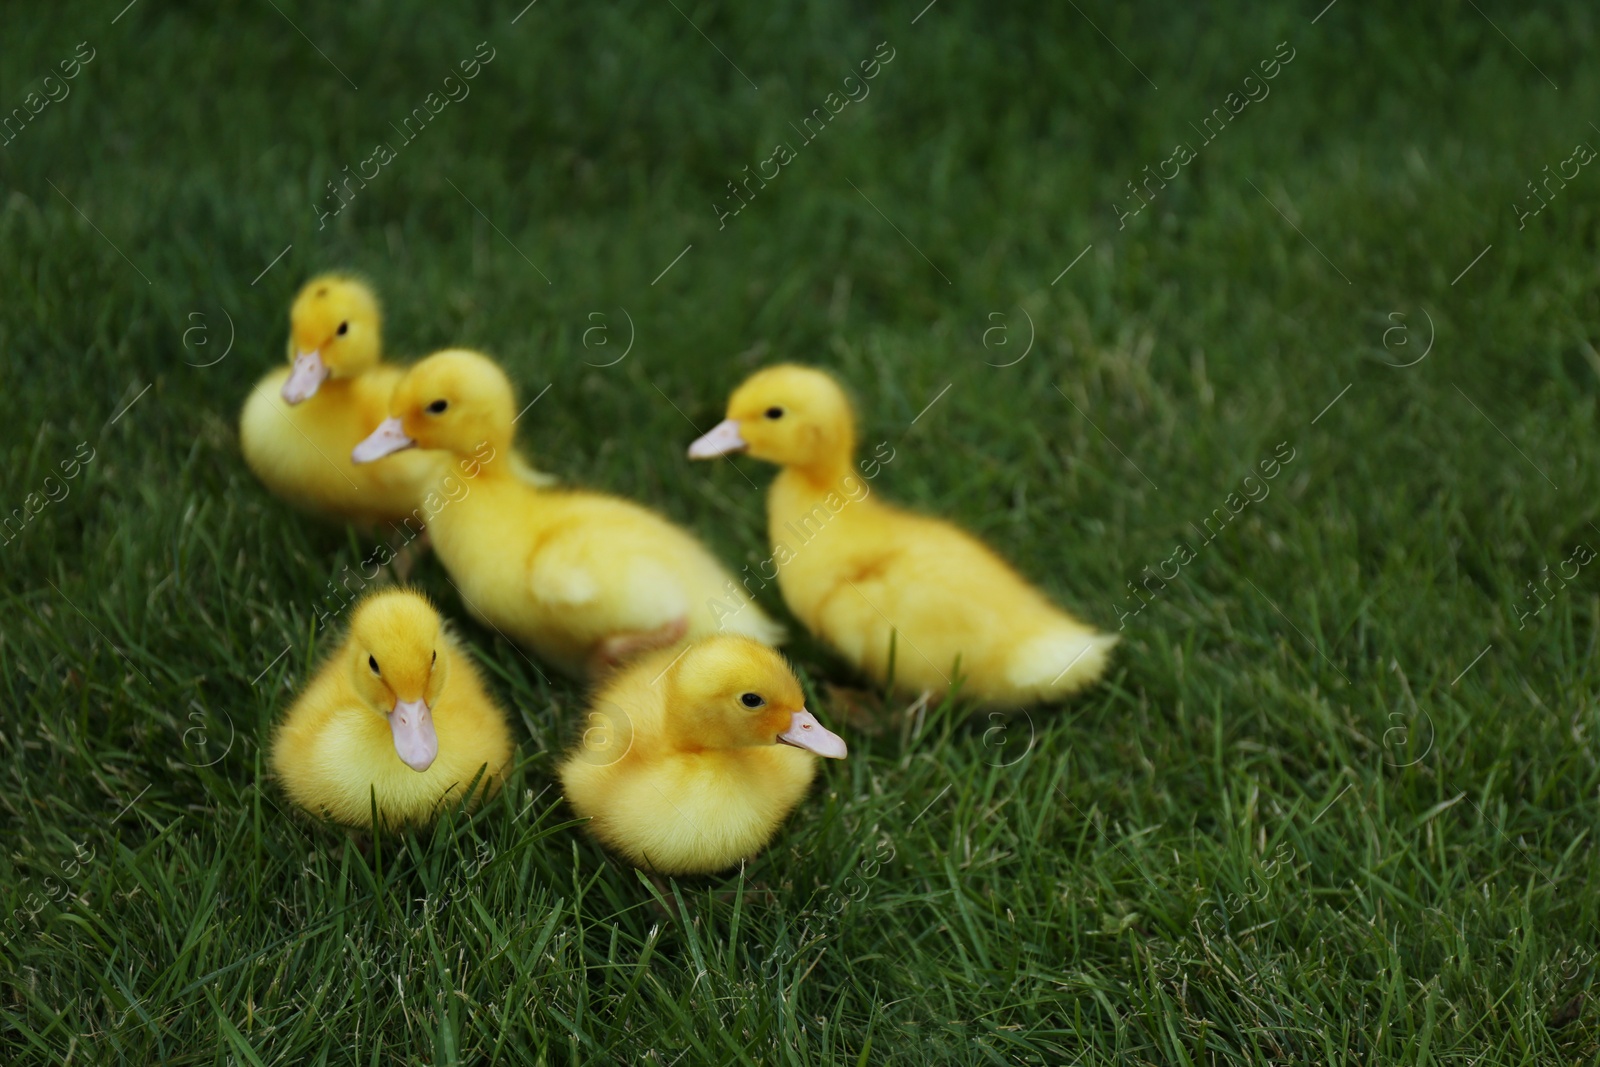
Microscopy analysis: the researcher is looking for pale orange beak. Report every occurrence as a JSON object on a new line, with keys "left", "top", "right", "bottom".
{"left": 281, "top": 350, "right": 329, "bottom": 404}
{"left": 687, "top": 419, "right": 747, "bottom": 459}
{"left": 389, "top": 697, "right": 438, "bottom": 771}
{"left": 352, "top": 417, "right": 416, "bottom": 463}
{"left": 778, "top": 708, "right": 847, "bottom": 758}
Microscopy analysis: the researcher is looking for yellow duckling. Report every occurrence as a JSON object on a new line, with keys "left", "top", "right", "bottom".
{"left": 270, "top": 589, "right": 514, "bottom": 828}
{"left": 689, "top": 365, "right": 1117, "bottom": 706}
{"left": 351, "top": 350, "right": 785, "bottom": 676}
{"left": 240, "top": 274, "right": 445, "bottom": 525}
{"left": 559, "top": 635, "right": 847, "bottom": 875}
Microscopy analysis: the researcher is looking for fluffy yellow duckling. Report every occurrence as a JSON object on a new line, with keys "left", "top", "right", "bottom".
{"left": 270, "top": 589, "right": 514, "bottom": 828}
{"left": 351, "top": 350, "right": 785, "bottom": 676}
{"left": 689, "top": 365, "right": 1117, "bottom": 706}
{"left": 559, "top": 635, "right": 846, "bottom": 875}
{"left": 239, "top": 274, "right": 445, "bottom": 525}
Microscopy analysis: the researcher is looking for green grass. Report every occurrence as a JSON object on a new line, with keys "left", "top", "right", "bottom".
{"left": 3, "top": 0, "right": 1600, "bottom": 1062}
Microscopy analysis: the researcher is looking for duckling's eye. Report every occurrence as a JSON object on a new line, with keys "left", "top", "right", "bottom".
{"left": 368, "top": 655, "right": 380, "bottom": 675}
{"left": 764, "top": 407, "right": 784, "bottom": 420}
{"left": 431, "top": 650, "right": 437, "bottom": 664}
{"left": 427, "top": 399, "right": 449, "bottom": 414}
{"left": 336, "top": 321, "right": 349, "bottom": 336}
{"left": 739, "top": 692, "right": 765, "bottom": 708}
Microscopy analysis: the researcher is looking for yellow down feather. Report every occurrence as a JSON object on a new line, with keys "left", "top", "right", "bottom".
{"left": 351, "top": 349, "right": 784, "bottom": 678}
{"left": 691, "top": 364, "right": 1116, "bottom": 706}
{"left": 269, "top": 589, "right": 513, "bottom": 828}
{"left": 559, "top": 635, "right": 845, "bottom": 875}
{"left": 240, "top": 275, "right": 446, "bottom": 525}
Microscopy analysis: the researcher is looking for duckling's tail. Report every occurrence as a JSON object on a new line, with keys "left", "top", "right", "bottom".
{"left": 510, "top": 451, "right": 559, "bottom": 487}
{"left": 1006, "top": 626, "right": 1118, "bottom": 701}
{"left": 713, "top": 601, "right": 787, "bottom": 647}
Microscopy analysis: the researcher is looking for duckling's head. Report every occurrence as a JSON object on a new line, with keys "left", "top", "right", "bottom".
{"left": 351, "top": 349, "right": 514, "bottom": 465}
{"left": 688, "top": 364, "right": 857, "bottom": 475}
{"left": 282, "top": 275, "right": 381, "bottom": 404}
{"left": 344, "top": 590, "right": 450, "bottom": 772}
{"left": 664, "top": 636, "right": 847, "bottom": 758}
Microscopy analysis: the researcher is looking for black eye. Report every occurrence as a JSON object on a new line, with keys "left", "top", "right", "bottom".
{"left": 740, "top": 692, "right": 765, "bottom": 708}
{"left": 427, "top": 399, "right": 449, "bottom": 414}
{"left": 368, "top": 655, "right": 380, "bottom": 674}
{"left": 765, "top": 407, "right": 784, "bottom": 420}
{"left": 431, "top": 650, "right": 437, "bottom": 664}
{"left": 336, "top": 322, "right": 349, "bottom": 336}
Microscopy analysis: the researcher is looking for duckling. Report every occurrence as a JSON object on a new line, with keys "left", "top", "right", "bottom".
{"left": 270, "top": 588, "right": 514, "bottom": 828}
{"left": 689, "top": 365, "right": 1116, "bottom": 706}
{"left": 559, "top": 635, "right": 846, "bottom": 875}
{"left": 351, "top": 350, "right": 784, "bottom": 677}
{"left": 239, "top": 274, "right": 447, "bottom": 525}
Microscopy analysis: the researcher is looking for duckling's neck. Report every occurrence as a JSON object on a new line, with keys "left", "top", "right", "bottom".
{"left": 662, "top": 722, "right": 758, "bottom": 756}
{"left": 332, "top": 360, "right": 383, "bottom": 383}
{"left": 307, "top": 376, "right": 357, "bottom": 402}
{"left": 771, "top": 456, "right": 862, "bottom": 511}
{"left": 453, "top": 437, "right": 523, "bottom": 484}
{"left": 778, "top": 456, "right": 855, "bottom": 494}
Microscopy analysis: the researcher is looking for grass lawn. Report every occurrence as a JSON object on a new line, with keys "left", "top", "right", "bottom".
{"left": 4, "top": 0, "right": 1600, "bottom": 1062}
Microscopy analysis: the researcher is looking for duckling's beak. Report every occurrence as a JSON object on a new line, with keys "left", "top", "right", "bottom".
{"left": 389, "top": 697, "right": 438, "bottom": 772}
{"left": 687, "top": 419, "right": 747, "bottom": 459}
{"left": 352, "top": 417, "right": 416, "bottom": 463}
{"left": 281, "top": 350, "right": 329, "bottom": 404}
{"left": 778, "top": 708, "right": 848, "bottom": 758}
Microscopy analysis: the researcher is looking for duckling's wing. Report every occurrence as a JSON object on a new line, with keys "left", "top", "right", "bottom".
{"left": 529, "top": 548, "right": 602, "bottom": 606}
{"left": 528, "top": 527, "right": 692, "bottom": 620}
